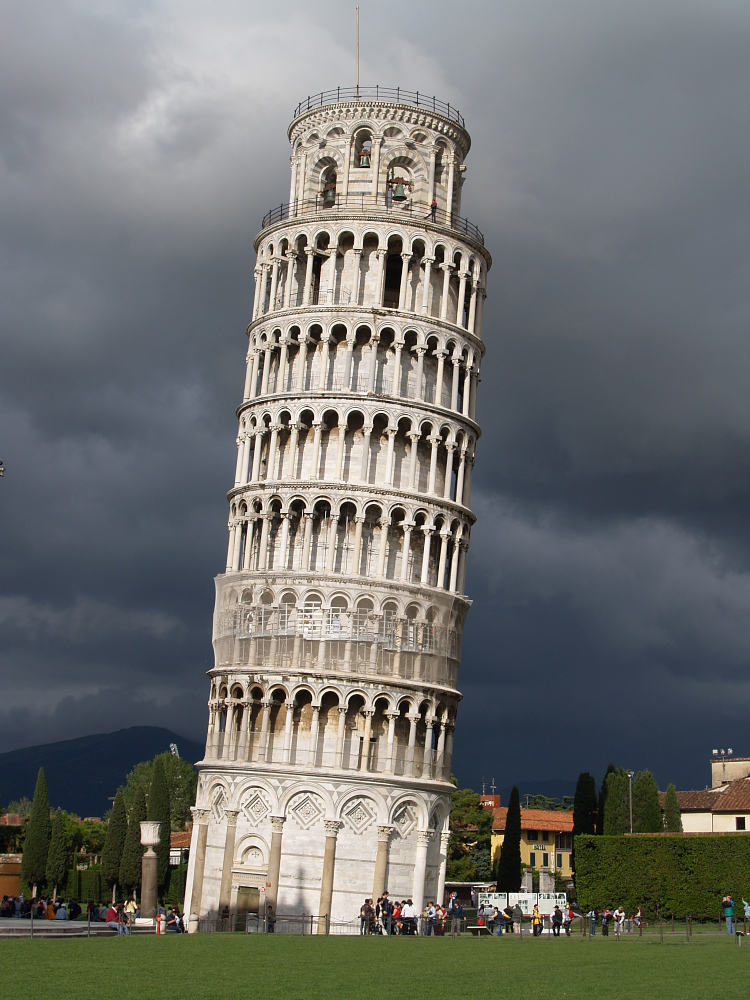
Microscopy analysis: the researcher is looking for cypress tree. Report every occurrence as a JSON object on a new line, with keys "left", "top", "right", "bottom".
{"left": 119, "top": 784, "right": 147, "bottom": 895}
{"left": 633, "top": 770, "right": 662, "bottom": 833}
{"left": 597, "top": 764, "right": 617, "bottom": 835}
{"left": 102, "top": 790, "right": 128, "bottom": 897}
{"left": 496, "top": 786, "right": 522, "bottom": 893}
{"left": 45, "top": 809, "right": 68, "bottom": 900}
{"left": 21, "top": 767, "right": 52, "bottom": 893}
{"left": 603, "top": 768, "right": 630, "bottom": 835}
{"left": 572, "top": 772, "right": 597, "bottom": 873}
{"left": 148, "top": 756, "right": 172, "bottom": 891}
{"left": 663, "top": 783, "right": 682, "bottom": 833}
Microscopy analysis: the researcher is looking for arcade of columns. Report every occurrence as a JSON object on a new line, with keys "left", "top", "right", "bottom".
{"left": 185, "top": 90, "right": 491, "bottom": 930}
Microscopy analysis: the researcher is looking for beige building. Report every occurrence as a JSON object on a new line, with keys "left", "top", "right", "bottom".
{"left": 488, "top": 803, "right": 574, "bottom": 879}
{"left": 184, "top": 87, "right": 491, "bottom": 930}
{"left": 663, "top": 778, "right": 750, "bottom": 833}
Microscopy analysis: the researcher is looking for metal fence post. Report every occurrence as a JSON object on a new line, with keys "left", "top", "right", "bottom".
{"left": 686, "top": 915, "right": 689, "bottom": 942}
{"left": 660, "top": 913, "right": 663, "bottom": 944}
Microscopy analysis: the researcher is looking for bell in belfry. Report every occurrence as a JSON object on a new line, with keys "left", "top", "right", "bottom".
{"left": 392, "top": 182, "right": 407, "bottom": 202}
{"left": 323, "top": 186, "right": 336, "bottom": 206}
{"left": 359, "top": 151, "right": 370, "bottom": 167}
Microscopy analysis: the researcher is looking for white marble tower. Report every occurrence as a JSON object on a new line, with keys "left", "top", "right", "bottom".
{"left": 184, "top": 87, "right": 490, "bottom": 931}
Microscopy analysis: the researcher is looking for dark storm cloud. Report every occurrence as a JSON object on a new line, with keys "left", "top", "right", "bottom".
{"left": 1, "top": 0, "right": 749, "bottom": 795}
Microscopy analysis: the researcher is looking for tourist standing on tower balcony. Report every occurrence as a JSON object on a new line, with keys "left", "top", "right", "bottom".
{"left": 431, "top": 198, "right": 437, "bottom": 222}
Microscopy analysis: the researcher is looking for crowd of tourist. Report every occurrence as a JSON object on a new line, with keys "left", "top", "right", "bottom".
{"left": 0, "top": 895, "right": 184, "bottom": 933}
{"left": 0, "top": 896, "right": 82, "bottom": 920}
{"left": 358, "top": 895, "right": 453, "bottom": 935}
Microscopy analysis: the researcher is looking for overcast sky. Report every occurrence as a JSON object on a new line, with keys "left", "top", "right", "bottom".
{"left": 2, "top": 0, "right": 749, "bottom": 797}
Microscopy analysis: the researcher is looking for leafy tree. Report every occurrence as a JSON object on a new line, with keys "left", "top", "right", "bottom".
{"left": 45, "top": 809, "right": 68, "bottom": 899}
{"left": 496, "top": 786, "right": 522, "bottom": 893}
{"left": 603, "top": 768, "right": 631, "bottom": 835}
{"left": 21, "top": 768, "right": 52, "bottom": 893}
{"left": 102, "top": 791, "right": 128, "bottom": 894}
{"left": 597, "top": 764, "right": 617, "bottom": 835}
{"left": 119, "top": 784, "right": 147, "bottom": 895}
{"left": 6, "top": 797, "right": 32, "bottom": 818}
{"left": 121, "top": 752, "right": 197, "bottom": 830}
{"left": 445, "top": 786, "right": 493, "bottom": 882}
{"left": 663, "top": 783, "right": 682, "bottom": 833}
{"left": 633, "top": 770, "right": 662, "bottom": 833}
{"left": 572, "top": 772, "right": 597, "bottom": 873}
{"left": 469, "top": 842, "right": 492, "bottom": 880}
{"left": 148, "top": 756, "right": 171, "bottom": 890}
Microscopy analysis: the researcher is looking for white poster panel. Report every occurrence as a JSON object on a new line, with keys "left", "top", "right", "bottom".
{"left": 477, "top": 892, "right": 508, "bottom": 910}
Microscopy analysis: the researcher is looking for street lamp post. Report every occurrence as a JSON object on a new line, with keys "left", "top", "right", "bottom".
{"left": 627, "top": 771, "right": 635, "bottom": 834}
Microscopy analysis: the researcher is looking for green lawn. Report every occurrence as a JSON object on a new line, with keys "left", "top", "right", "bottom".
{"left": 1, "top": 934, "right": 748, "bottom": 999}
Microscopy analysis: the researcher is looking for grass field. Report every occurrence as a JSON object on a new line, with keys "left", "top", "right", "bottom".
{"left": 1, "top": 934, "right": 748, "bottom": 999}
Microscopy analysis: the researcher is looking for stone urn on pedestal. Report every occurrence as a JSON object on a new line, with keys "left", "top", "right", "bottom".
{"left": 140, "top": 821, "right": 161, "bottom": 920}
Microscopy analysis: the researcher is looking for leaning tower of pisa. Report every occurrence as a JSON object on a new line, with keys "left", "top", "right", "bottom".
{"left": 184, "top": 87, "right": 490, "bottom": 931}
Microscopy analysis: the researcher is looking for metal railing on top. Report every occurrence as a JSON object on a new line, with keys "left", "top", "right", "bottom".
{"left": 261, "top": 195, "right": 484, "bottom": 246}
{"left": 293, "top": 87, "right": 465, "bottom": 128}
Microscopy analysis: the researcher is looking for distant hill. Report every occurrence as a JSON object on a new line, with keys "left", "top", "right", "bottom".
{"left": 0, "top": 727, "right": 204, "bottom": 819}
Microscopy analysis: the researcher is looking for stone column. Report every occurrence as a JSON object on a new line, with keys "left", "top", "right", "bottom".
{"left": 455, "top": 446, "right": 467, "bottom": 505}
{"left": 420, "top": 527, "right": 433, "bottom": 585}
{"left": 398, "top": 252, "right": 411, "bottom": 309}
{"left": 351, "top": 250, "right": 362, "bottom": 307}
{"left": 420, "top": 257, "right": 433, "bottom": 314}
{"left": 437, "top": 531, "right": 450, "bottom": 590}
{"left": 449, "top": 531, "right": 461, "bottom": 592}
{"left": 139, "top": 821, "right": 161, "bottom": 920}
{"left": 384, "top": 711, "right": 398, "bottom": 772}
{"left": 414, "top": 347, "right": 426, "bottom": 400}
{"left": 408, "top": 433, "right": 420, "bottom": 491}
{"left": 400, "top": 522, "right": 413, "bottom": 582}
{"left": 187, "top": 808, "right": 209, "bottom": 932}
{"left": 218, "top": 810, "right": 239, "bottom": 919}
{"left": 268, "top": 258, "right": 280, "bottom": 313}
{"left": 325, "top": 515, "right": 339, "bottom": 573}
{"left": 450, "top": 359, "right": 461, "bottom": 412}
{"left": 427, "top": 147, "right": 437, "bottom": 202}
{"left": 375, "top": 248, "right": 387, "bottom": 307}
{"left": 308, "top": 705, "right": 320, "bottom": 766}
{"left": 334, "top": 423, "right": 347, "bottom": 479}
{"left": 359, "top": 710, "right": 374, "bottom": 771}
{"left": 234, "top": 434, "right": 244, "bottom": 486}
{"left": 412, "top": 830, "right": 431, "bottom": 915}
{"left": 358, "top": 425, "right": 372, "bottom": 482}
{"left": 384, "top": 429, "right": 397, "bottom": 485}
{"left": 318, "top": 335, "right": 330, "bottom": 391}
{"left": 278, "top": 513, "right": 290, "bottom": 570}
{"left": 342, "top": 139, "right": 352, "bottom": 196}
{"left": 376, "top": 519, "right": 389, "bottom": 578}
{"left": 282, "top": 700, "right": 294, "bottom": 763}
{"left": 278, "top": 337, "right": 289, "bottom": 390}
{"left": 226, "top": 524, "right": 236, "bottom": 572}
{"left": 251, "top": 267, "right": 262, "bottom": 321}
{"left": 231, "top": 520, "right": 243, "bottom": 571}
{"left": 248, "top": 350, "right": 261, "bottom": 400}
{"left": 266, "top": 816, "right": 285, "bottom": 914}
{"left": 240, "top": 433, "right": 253, "bottom": 485}
{"left": 427, "top": 436, "right": 440, "bottom": 495}
{"left": 296, "top": 337, "right": 308, "bottom": 391}
{"left": 446, "top": 157, "right": 456, "bottom": 226}
{"left": 443, "top": 444, "right": 456, "bottom": 500}
{"left": 405, "top": 712, "right": 419, "bottom": 775}
{"left": 283, "top": 255, "right": 296, "bottom": 310}
{"left": 258, "top": 514, "right": 271, "bottom": 570}
{"left": 266, "top": 424, "right": 280, "bottom": 481}
{"left": 243, "top": 353, "right": 254, "bottom": 401}
{"left": 257, "top": 699, "right": 271, "bottom": 760}
{"left": 457, "top": 541, "right": 469, "bottom": 595}
{"left": 435, "top": 350, "right": 446, "bottom": 407}
{"left": 352, "top": 516, "right": 364, "bottom": 575}
{"left": 284, "top": 423, "right": 300, "bottom": 479}
{"left": 258, "top": 263, "right": 269, "bottom": 316}
{"left": 250, "top": 430, "right": 263, "bottom": 483}
{"left": 440, "top": 263, "right": 453, "bottom": 321}
{"left": 436, "top": 831, "right": 450, "bottom": 906}
{"left": 372, "top": 826, "right": 394, "bottom": 901}
{"left": 423, "top": 717, "right": 435, "bottom": 775}
{"left": 317, "top": 820, "right": 341, "bottom": 933}
{"left": 335, "top": 706, "right": 347, "bottom": 768}
{"left": 237, "top": 700, "right": 250, "bottom": 759}
{"left": 435, "top": 721, "right": 447, "bottom": 776}
{"left": 310, "top": 421, "right": 323, "bottom": 479}
{"left": 392, "top": 340, "right": 403, "bottom": 396}
{"left": 342, "top": 335, "right": 356, "bottom": 388}
{"left": 462, "top": 365, "right": 472, "bottom": 418}
{"left": 302, "top": 248, "right": 315, "bottom": 307}
{"left": 456, "top": 271, "right": 468, "bottom": 327}
{"left": 468, "top": 280, "right": 478, "bottom": 333}
{"left": 370, "top": 136, "right": 382, "bottom": 198}
{"left": 367, "top": 334, "right": 380, "bottom": 392}
{"left": 301, "top": 512, "right": 314, "bottom": 571}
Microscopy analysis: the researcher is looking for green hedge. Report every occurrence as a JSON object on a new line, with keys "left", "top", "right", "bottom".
{"left": 575, "top": 834, "right": 750, "bottom": 919}
{"left": 63, "top": 866, "right": 106, "bottom": 903}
